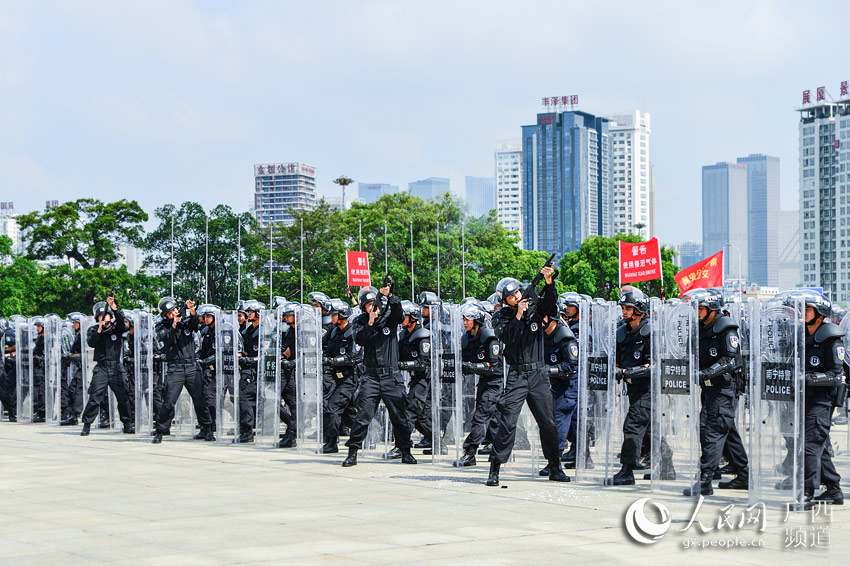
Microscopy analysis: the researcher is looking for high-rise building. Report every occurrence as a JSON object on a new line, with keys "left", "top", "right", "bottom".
{"left": 778, "top": 209, "right": 801, "bottom": 291}
{"left": 465, "top": 176, "right": 496, "bottom": 217}
{"left": 0, "top": 214, "right": 23, "bottom": 256}
{"left": 702, "top": 162, "right": 749, "bottom": 281}
{"left": 358, "top": 183, "right": 399, "bottom": 204}
{"left": 253, "top": 162, "right": 317, "bottom": 227}
{"left": 408, "top": 177, "right": 450, "bottom": 201}
{"left": 521, "top": 110, "right": 612, "bottom": 256}
{"left": 649, "top": 163, "right": 656, "bottom": 237}
{"left": 737, "top": 154, "right": 779, "bottom": 287}
{"left": 798, "top": 91, "right": 850, "bottom": 300}
{"left": 495, "top": 139, "right": 523, "bottom": 244}
{"left": 605, "top": 110, "right": 652, "bottom": 237}
{"left": 674, "top": 240, "right": 703, "bottom": 270}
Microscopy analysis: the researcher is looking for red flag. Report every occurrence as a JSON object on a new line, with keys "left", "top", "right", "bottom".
{"left": 674, "top": 250, "right": 724, "bottom": 295}
{"left": 345, "top": 251, "right": 371, "bottom": 287}
{"left": 618, "top": 237, "right": 663, "bottom": 285}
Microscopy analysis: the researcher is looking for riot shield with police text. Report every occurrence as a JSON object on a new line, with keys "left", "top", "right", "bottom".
{"left": 649, "top": 298, "right": 701, "bottom": 497}
{"left": 15, "top": 318, "right": 33, "bottom": 423}
{"left": 296, "top": 306, "right": 323, "bottom": 453}
{"left": 215, "top": 310, "right": 240, "bottom": 444}
{"left": 748, "top": 297, "right": 805, "bottom": 510}
{"left": 255, "top": 308, "right": 281, "bottom": 448}
{"left": 430, "top": 304, "right": 464, "bottom": 464}
{"left": 43, "top": 314, "right": 63, "bottom": 424}
{"left": 134, "top": 311, "right": 155, "bottom": 437}
{"left": 725, "top": 300, "right": 752, "bottom": 454}
{"left": 576, "top": 301, "right": 619, "bottom": 484}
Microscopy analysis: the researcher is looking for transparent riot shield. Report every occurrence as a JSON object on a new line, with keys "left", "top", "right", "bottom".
{"left": 255, "top": 308, "right": 281, "bottom": 448}
{"left": 430, "top": 304, "right": 464, "bottom": 464}
{"left": 837, "top": 311, "right": 850, "bottom": 455}
{"left": 79, "top": 316, "right": 96, "bottom": 419}
{"left": 296, "top": 306, "right": 323, "bottom": 453}
{"left": 726, "top": 300, "right": 752, "bottom": 456}
{"left": 43, "top": 315, "right": 63, "bottom": 424}
{"left": 15, "top": 318, "right": 33, "bottom": 423}
{"left": 749, "top": 297, "right": 806, "bottom": 510}
{"left": 649, "top": 298, "right": 701, "bottom": 497}
{"left": 576, "top": 301, "right": 619, "bottom": 484}
{"left": 134, "top": 311, "right": 155, "bottom": 438}
{"left": 215, "top": 310, "right": 240, "bottom": 444}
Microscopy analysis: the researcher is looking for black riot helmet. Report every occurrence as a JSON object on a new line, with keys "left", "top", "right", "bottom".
{"left": 786, "top": 290, "right": 832, "bottom": 321}
{"left": 236, "top": 300, "right": 247, "bottom": 314}
{"left": 683, "top": 288, "right": 724, "bottom": 312}
{"left": 618, "top": 288, "right": 649, "bottom": 318}
{"left": 558, "top": 292, "right": 584, "bottom": 307}
{"left": 417, "top": 291, "right": 442, "bottom": 307}
{"left": 93, "top": 301, "right": 110, "bottom": 321}
{"left": 401, "top": 300, "right": 421, "bottom": 323}
{"left": 196, "top": 304, "right": 219, "bottom": 324}
{"left": 460, "top": 297, "right": 480, "bottom": 307}
{"left": 307, "top": 291, "right": 332, "bottom": 313}
{"left": 329, "top": 298, "right": 353, "bottom": 320}
{"left": 358, "top": 286, "right": 379, "bottom": 310}
{"left": 244, "top": 300, "right": 265, "bottom": 315}
{"left": 272, "top": 296, "right": 288, "bottom": 309}
{"left": 486, "top": 292, "right": 500, "bottom": 306}
{"left": 159, "top": 297, "right": 178, "bottom": 318}
{"left": 460, "top": 303, "right": 486, "bottom": 326}
{"left": 495, "top": 277, "right": 523, "bottom": 303}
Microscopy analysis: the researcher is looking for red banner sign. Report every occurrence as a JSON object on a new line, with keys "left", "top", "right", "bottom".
{"left": 346, "top": 251, "right": 371, "bottom": 287}
{"left": 675, "top": 250, "right": 724, "bottom": 295}
{"left": 619, "top": 237, "right": 662, "bottom": 285}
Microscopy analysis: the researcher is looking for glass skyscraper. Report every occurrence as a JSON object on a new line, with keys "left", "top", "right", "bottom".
{"left": 408, "top": 177, "right": 450, "bottom": 201}
{"left": 737, "top": 154, "right": 779, "bottom": 286}
{"left": 465, "top": 176, "right": 496, "bottom": 217}
{"left": 521, "top": 111, "right": 612, "bottom": 256}
{"left": 358, "top": 183, "right": 399, "bottom": 204}
{"left": 702, "top": 162, "right": 749, "bottom": 281}
{"left": 253, "top": 162, "right": 317, "bottom": 227}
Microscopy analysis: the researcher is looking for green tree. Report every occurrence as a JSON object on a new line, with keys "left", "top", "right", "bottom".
{"left": 558, "top": 234, "right": 678, "bottom": 299}
{"left": 16, "top": 198, "right": 147, "bottom": 268}
{"left": 144, "top": 202, "right": 261, "bottom": 307}
{"left": 0, "top": 235, "right": 42, "bottom": 316}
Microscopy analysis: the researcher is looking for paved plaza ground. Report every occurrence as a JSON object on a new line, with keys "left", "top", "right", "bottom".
{"left": 1, "top": 423, "right": 847, "bottom": 565}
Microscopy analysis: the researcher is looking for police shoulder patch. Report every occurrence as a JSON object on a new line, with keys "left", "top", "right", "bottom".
{"left": 838, "top": 346, "right": 846, "bottom": 361}
{"left": 492, "top": 344, "right": 500, "bottom": 356}
{"left": 569, "top": 343, "right": 578, "bottom": 358}
{"left": 729, "top": 336, "right": 739, "bottom": 349}
{"left": 422, "top": 342, "right": 431, "bottom": 354}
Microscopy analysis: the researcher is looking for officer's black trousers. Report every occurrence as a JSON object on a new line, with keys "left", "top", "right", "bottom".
{"left": 280, "top": 372, "right": 297, "bottom": 434}
{"left": 238, "top": 368, "right": 256, "bottom": 434}
{"left": 0, "top": 362, "right": 16, "bottom": 419}
{"left": 404, "top": 373, "right": 432, "bottom": 440}
{"left": 806, "top": 403, "right": 841, "bottom": 492}
{"left": 462, "top": 375, "right": 501, "bottom": 451}
{"left": 699, "top": 386, "right": 748, "bottom": 473}
{"left": 82, "top": 361, "right": 132, "bottom": 426}
{"left": 346, "top": 370, "right": 412, "bottom": 450}
{"left": 489, "top": 367, "right": 560, "bottom": 465}
{"left": 33, "top": 366, "right": 45, "bottom": 418}
{"left": 202, "top": 368, "right": 217, "bottom": 429}
{"left": 323, "top": 372, "right": 358, "bottom": 443}
{"left": 620, "top": 386, "right": 651, "bottom": 467}
{"left": 155, "top": 362, "right": 211, "bottom": 432}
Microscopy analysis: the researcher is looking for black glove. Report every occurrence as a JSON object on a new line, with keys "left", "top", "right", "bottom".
{"left": 281, "top": 359, "right": 295, "bottom": 369}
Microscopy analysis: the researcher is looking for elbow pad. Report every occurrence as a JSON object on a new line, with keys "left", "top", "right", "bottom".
{"left": 806, "top": 372, "right": 845, "bottom": 388}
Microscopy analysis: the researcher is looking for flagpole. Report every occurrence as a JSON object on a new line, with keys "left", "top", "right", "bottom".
{"left": 300, "top": 218, "right": 304, "bottom": 304}
{"left": 237, "top": 219, "right": 241, "bottom": 303}
{"left": 384, "top": 221, "right": 388, "bottom": 274}
{"left": 436, "top": 221, "right": 441, "bottom": 299}
{"left": 170, "top": 214, "right": 174, "bottom": 297}
{"left": 205, "top": 212, "right": 209, "bottom": 303}
{"left": 410, "top": 221, "right": 414, "bottom": 301}
{"left": 461, "top": 220, "right": 466, "bottom": 298}
{"left": 269, "top": 221, "right": 273, "bottom": 305}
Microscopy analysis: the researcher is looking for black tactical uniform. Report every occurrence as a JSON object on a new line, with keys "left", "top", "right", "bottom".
{"left": 454, "top": 306, "right": 502, "bottom": 466}
{"left": 544, "top": 320, "right": 578, "bottom": 455}
{"left": 1, "top": 325, "right": 16, "bottom": 421}
{"left": 321, "top": 314, "right": 361, "bottom": 452}
{"left": 198, "top": 322, "right": 217, "bottom": 430}
{"left": 60, "top": 324, "right": 83, "bottom": 425}
{"left": 80, "top": 305, "right": 133, "bottom": 435}
{"left": 152, "top": 299, "right": 213, "bottom": 442}
{"left": 487, "top": 276, "right": 568, "bottom": 485}
{"left": 238, "top": 317, "right": 261, "bottom": 441}
{"left": 279, "top": 317, "right": 298, "bottom": 447}
{"left": 399, "top": 319, "right": 433, "bottom": 447}
{"left": 342, "top": 288, "right": 416, "bottom": 466}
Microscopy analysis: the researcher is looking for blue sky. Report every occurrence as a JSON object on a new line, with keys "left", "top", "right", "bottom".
{"left": 1, "top": 0, "right": 845, "bottom": 245}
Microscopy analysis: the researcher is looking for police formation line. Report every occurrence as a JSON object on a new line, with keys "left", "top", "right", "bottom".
{"left": 0, "top": 271, "right": 846, "bottom": 510}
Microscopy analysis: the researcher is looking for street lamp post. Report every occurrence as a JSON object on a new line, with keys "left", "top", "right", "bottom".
{"left": 333, "top": 176, "right": 354, "bottom": 210}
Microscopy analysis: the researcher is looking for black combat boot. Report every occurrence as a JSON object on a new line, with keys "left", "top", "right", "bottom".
{"left": 813, "top": 483, "right": 844, "bottom": 505}
{"left": 277, "top": 430, "right": 296, "bottom": 448}
{"left": 718, "top": 468, "right": 748, "bottom": 490}
{"left": 152, "top": 431, "right": 162, "bottom": 444}
{"left": 123, "top": 422, "right": 135, "bottom": 434}
{"left": 478, "top": 443, "right": 492, "bottom": 455}
{"left": 80, "top": 423, "right": 91, "bottom": 436}
{"left": 322, "top": 441, "right": 339, "bottom": 454}
{"left": 342, "top": 446, "right": 358, "bottom": 467}
{"left": 400, "top": 448, "right": 418, "bottom": 464}
{"left": 385, "top": 447, "right": 402, "bottom": 459}
{"left": 548, "top": 462, "right": 570, "bottom": 483}
{"left": 683, "top": 471, "right": 714, "bottom": 496}
{"left": 605, "top": 464, "right": 635, "bottom": 486}
{"left": 193, "top": 427, "right": 207, "bottom": 440}
{"left": 486, "top": 461, "right": 501, "bottom": 486}
{"left": 454, "top": 448, "right": 476, "bottom": 467}
{"left": 414, "top": 437, "right": 432, "bottom": 449}
{"left": 236, "top": 431, "right": 254, "bottom": 443}
{"left": 60, "top": 416, "right": 78, "bottom": 426}
{"left": 561, "top": 445, "right": 576, "bottom": 466}
{"left": 203, "top": 428, "right": 215, "bottom": 441}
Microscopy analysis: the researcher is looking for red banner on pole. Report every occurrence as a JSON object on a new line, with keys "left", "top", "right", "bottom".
{"left": 618, "top": 237, "right": 663, "bottom": 285}
{"left": 674, "top": 250, "right": 724, "bottom": 295}
{"left": 346, "top": 251, "right": 371, "bottom": 287}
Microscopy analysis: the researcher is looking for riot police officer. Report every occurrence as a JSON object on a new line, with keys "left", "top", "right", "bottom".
{"left": 308, "top": 292, "right": 335, "bottom": 346}
{"left": 607, "top": 288, "right": 655, "bottom": 485}
{"left": 683, "top": 289, "right": 749, "bottom": 496}
{"left": 59, "top": 313, "right": 85, "bottom": 426}
{"left": 487, "top": 269, "right": 570, "bottom": 486}
{"left": 0, "top": 319, "right": 16, "bottom": 422}
{"left": 321, "top": 300, "right": 362, "bottom": 453}
{"left": 454, "top": 302, "right": 502, "bottom": 467}
{"left": 540, "top": 314, "right": 578, "bottom": 475}
{"left": 236, "top": 300, "right": 262, "bottom": 443}
{"left": 418, "top": 291, "right": 441, "bottom": 329}
{"left": 151, "top": 297, "right": 214, "bottom": 443}
{"left": 790, "top": 291, "right": 845, "bottom": 507}
{"left": 197, "top": 304, "right": 219, "bottom": 434}
{"left": 341, "top": 285, "right": 417, "bottom": 467}
{"left": 398, "top": 301, "right": 433, "bottom": 451}
{"left": 278, "top": 301, "right": 298, "bottom": 448}
{"left": 31, "top": 316, "right": 46, "bottom": 422}
{"left": 123, "top": 311, "right": 136, "bottom": 423}
{"left": 81, "top": 297, "right": 134, "bottom": 436}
